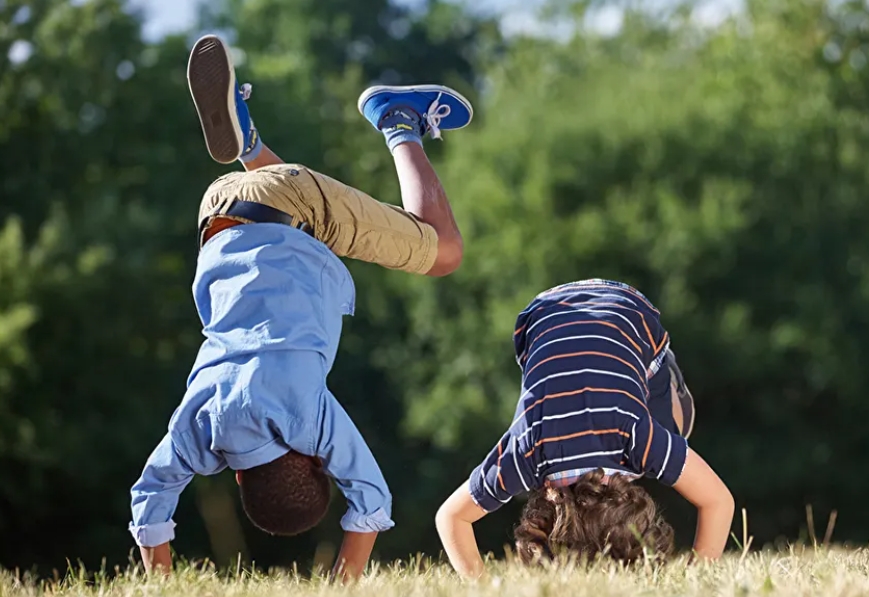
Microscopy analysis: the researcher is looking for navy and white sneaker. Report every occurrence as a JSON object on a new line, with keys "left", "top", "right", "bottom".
{"left": 187, "top": 35, "right": 260, "bottom": 164}
{"left": 357, "top": 85, "right": 473, "bottom": 140}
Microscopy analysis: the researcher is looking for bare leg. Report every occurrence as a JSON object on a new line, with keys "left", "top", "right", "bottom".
{"left": 391, "top": 142, "right": 463, "bottom": 276}
{"left": 241, "top": 140, "right": 462, "bottom": 276}
{"left": 242, "top": 144, "right": 284, "bottom": 171}
{"left": 672, "top": 391, "right": 684, "bottom": 435}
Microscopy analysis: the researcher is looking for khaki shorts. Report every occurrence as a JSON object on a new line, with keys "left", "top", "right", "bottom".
{"left": 665, "top": 349, "right": 695, "bottom": 439}
{"left": 198, "top": 164, "right": 439, "bottom": 275}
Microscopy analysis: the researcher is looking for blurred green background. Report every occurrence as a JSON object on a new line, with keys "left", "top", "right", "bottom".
{"left": 0, "top": 0, "right": 866, "bottom": 575}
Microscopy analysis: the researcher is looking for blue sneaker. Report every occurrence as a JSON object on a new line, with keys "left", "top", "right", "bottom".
{"left": 357, "top": 85, "right": 473, "bottom": 140}
{"left": 187, "top": 35, "right": 260, "bottom": 164}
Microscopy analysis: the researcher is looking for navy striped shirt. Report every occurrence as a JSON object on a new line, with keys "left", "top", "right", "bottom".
{"left": 468, "top": 280, "right": 688, "bottom": 512}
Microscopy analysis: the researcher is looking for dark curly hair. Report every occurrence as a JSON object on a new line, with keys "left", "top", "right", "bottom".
{"left": 238, "top": 451, "right": 331, "bottom": 536}
{"left": 514, "top": 469, "right": 674, "bottom": 565}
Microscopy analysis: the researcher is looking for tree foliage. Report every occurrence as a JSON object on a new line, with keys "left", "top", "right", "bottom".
{"left": 0, "top": 0, "right": 866, "bottom": 572}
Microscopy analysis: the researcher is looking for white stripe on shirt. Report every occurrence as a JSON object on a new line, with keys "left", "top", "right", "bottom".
{"left": 526, "top": 334, "right": 645, "bottom": 373}
{"left": 566, "top": 309, "right": 650, "bottom": 350}
{"left": 520, "top": 368, "right": 644, "bottom": 403}
{"left": 512, "top": 434, "right": 531, "bottom": 492}
{"left": 536, "top": 449, "right": 625, "bottom": 471}
{"left": 525, "top": 307, "right": 650, "bottom": 351}
{"left": 535, "top": 289, "right": 646, "bottom": 311}
{"left": 657, "top": 431, "right": 673, "bottom": 480}
{"left": 519, "top": 368, "right": 646, "bottom": 405}
{"left": 526, "top": 309, "right": 585, "bottom": 335}
{"left": 480, "top": 468, "right": 511, "bottom": 504}
{"left": 518, "top": 406, "right": 640, "bottom": 444}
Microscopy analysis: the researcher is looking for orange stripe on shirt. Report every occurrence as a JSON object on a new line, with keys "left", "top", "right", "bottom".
{"left": 497, "top": 440, "right": 506, "bottom": 491}
{"left": 515, "top": 386, "right": 649, "bottom": 423}
{"left": 525, "top": 350, "right": 645, "bottom": 383}
{"left": 562, "top": 301, "right": 655, "bottom": 331}
{"left": 559, "top": 300, "right": 661, "bottom": 353}
{"left": 514, "top": 386, "right": 653, "bottom": 469}
{"left": 641, "top": 314, "right": 657, "bottom": 353}
{"left": 524, "top": 428, "right": 630, "bottom": 458}
{"left": 654, "top": 332, "right": 669, "bottom": 357}
{"left": 642, "top": 418, "right": 653, "bottom": 470}
{"left": 530, "top": 319, "right": 643, "bottom": 354}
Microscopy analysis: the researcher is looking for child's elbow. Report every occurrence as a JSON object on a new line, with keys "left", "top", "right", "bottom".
{"left": 712, "top": 486, "right": 735, "bottom": 520}
{"left": 722, "top": 489, "right": 736, "bottom": 513}
{"left": 435, "top": 502, "right": 462, "bottom": 538}
{"left": 435, "top": 503, "right": 450, "bottom": 531}
{"left": 427, "top": 235, "right": 464, "bottom": 277}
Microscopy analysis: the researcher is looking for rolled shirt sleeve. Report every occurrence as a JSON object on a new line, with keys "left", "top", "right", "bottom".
{"left": 468, "top": 430, "right": 535, "bottom": 513}
{"left": 626, "top": 412, "right": 688, "bottom": 487}
{"left": 340, "top": 506, "right": 394, "bottom": 533}
{"left": 315, "top": 389, "right": 395, "bottom": 533}
{"left": 129, "top": 433, "right": 195, "bottom": 547}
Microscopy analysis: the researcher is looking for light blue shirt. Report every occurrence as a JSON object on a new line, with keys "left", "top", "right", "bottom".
{"left": 129, "top": 223, "right": 394, "bottom": 548}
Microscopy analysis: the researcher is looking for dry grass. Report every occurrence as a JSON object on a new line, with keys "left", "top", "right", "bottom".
{"left": 3, "top": 548, "right": 869, "bottom": 597}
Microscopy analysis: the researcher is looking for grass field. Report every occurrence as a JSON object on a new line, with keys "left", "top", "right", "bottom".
{"left": 3, "top": 549, "right": 869, "bottom": 597}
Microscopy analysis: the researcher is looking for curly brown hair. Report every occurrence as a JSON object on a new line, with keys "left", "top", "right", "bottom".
{"left": 238, "top": 451, "right": 331, "bottom": 536}
{"left": 514, "top": 469, "right": 674, "bottom": 565}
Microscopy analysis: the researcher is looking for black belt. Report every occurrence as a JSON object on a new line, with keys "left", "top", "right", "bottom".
{"left": 199, "top": 200, "right": 314, "bottom": 248}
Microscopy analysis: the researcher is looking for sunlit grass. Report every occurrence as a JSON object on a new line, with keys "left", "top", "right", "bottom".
{"left": 3, "top": 548, "right": 869, "bottom": 597}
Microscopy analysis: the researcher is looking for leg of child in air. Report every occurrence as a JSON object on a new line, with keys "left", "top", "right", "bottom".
{"left": 355, "top": 87, "right": 471, "bottom": 276}
{"left": 389, "top": 140, "right": 463, "bottom": 276}
{"left": 237, "top": 136, "right": 463, "bottom": 274}
{"left": 245, "top": 90, "right": 470, "bottom": 277}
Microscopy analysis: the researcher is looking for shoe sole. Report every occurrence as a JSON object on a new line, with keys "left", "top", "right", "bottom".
{"left": 356, "top": 84, "right": 474, "bottom": 128}
{"left": 187, "top": 35, "right": 244, "bottom": 164}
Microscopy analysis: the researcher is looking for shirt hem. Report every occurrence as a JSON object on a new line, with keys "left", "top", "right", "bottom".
{"left": 224, "top": 438, "right": 290, "bottom": 470}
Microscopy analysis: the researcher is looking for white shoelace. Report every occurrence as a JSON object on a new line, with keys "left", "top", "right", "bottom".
{"left": 240, "top": 83, "right": 253, "bottom": 101}
{"left": 425, "top": 92, "right": 451, "bottom": 140}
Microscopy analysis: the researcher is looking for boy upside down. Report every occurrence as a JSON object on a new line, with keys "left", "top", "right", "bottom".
{"left": 129, "top": 35, "right": 473, "bottom": 580}
{"left": 436, "top": 280, "right": 734, "bottom": 577}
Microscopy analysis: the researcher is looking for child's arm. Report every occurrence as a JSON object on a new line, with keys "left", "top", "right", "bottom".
{"left": 332, "top": 531, "right": 378, "bottom": 581}
{"left": 626, "top": 409, "right": 733, "bottom": 560}
{"left": 672, "top": 448, "right": 735, "bottom": 559}
{"left": 129, "top": 434, "right": 196, "bottom": 574}
{"left": 312, "top": 393, "right": 395, "bottom": 578}
{"left": 436, "top": 482, "right": 488, "bottom": 578}
{"left": 437, "top": 428, "right": 531, "bottom": 578}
